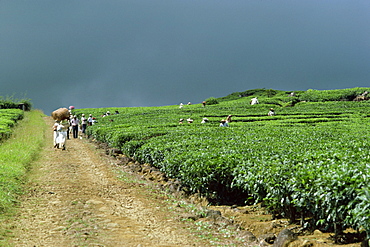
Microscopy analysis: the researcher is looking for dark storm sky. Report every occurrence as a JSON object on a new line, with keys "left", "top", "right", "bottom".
{"left": 1, "top": 1, "right": 369, "bottom": 114}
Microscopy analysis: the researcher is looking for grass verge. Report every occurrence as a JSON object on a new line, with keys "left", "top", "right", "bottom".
{"left": 0, "top": 110, "right": 46, "bottom": 214}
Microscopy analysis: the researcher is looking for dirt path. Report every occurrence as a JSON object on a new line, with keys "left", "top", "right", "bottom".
{"left": 7, "top": 117, "right": 209, "bottom": 247}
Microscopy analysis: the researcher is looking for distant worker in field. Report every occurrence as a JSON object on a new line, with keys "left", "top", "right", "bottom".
{"left": 115, "top": 110, "right": 120, "bottom": 114}
{"left": 202, "top": 101, "right": 206, "bottom": 107}
{"left": 187, "top": 118, "right": 194, "bottom": 123}
{"left": 81, "top": 114, "right": 88, "bottom": 136}
{"left": 226, "top": 115, "right": 232, "bottom": 123}
{"left": 250, "top": 97, "right": 259, "bottom": 105}
{"left": 201, "top": 118, "right": 209, "bottom": 123}
{"left": 70, "top": 115, "right": 80, "bottom": 138}
{"left": 88, "top": 114, "right": 93, "bottom": 126}
{"left": 55, "top": 120, "right": 69, "bottom": 150}
{"left": 219, "top": 119, "right": 229, "bottom": 127}
{"left": 268, "top": 108, "right": 275, "bottom": 116}
{"left": 179, "top": 118, "right": 184, "bottom": 124}
{"left": 179, "top": 103, "right": 184, "bottom": 109}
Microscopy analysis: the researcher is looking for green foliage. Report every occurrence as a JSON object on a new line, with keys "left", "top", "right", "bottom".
{"left": 0, "top": 109, "right": 24, "bottom": 141}
{"left": 0, "top": 110, "right": 45, "bottom": 213}
{"left": 74, "top": 87, "right": 370, "bottom": 237}
{"left": 218, "top": 88, "right": 305, "bottom": 102}
{"left": 0, "top": 95, "right": 32, "bottom": 111}
{"left": 205, "top": 97, "right": 219, "bottom": 105}
{"left": 299, "top": 87, "right": 370, "bottom": 102}
{"left": 349, "top": 186, "right": 370, "bottom": 238}
{"left": 18, "top": 99, "right": 32, "bottom": 111}
{"left": 265, "top": 88, "right": 277, "bottom": 98}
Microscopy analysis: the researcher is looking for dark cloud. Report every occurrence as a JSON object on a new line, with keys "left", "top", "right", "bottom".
{"left": 1, "top": 1, "right": 369, "bottom": 114}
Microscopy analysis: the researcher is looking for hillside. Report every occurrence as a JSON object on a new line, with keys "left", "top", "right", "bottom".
{"left": 215, "top": 87, "right": 370, "bottom": 105}
{"left": 1, "top": 88, "right": 369, "bottom": 246}
{"left": 67, "top": 87, "right": 370, "bottom": 245}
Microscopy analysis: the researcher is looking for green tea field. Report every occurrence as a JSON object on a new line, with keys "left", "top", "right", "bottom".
{"left": 72, "top": 87, "right": 370, "bottom": 240}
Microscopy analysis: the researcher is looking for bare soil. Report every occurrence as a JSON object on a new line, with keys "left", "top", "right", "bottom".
{"left": 1, "top": 117, "right": 363, "bottom": 246}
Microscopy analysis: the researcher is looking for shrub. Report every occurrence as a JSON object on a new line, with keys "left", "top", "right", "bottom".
{"left": 299, "top": 88, "right": 370, "bottom": 102}
{"left": 205, "top": 97, "right": 219, "bottom": 105}
{"left": 0, "top": 95, "right": 32, "bottom": 111}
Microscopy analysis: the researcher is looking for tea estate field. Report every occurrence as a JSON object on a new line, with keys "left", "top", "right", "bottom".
{"left": 72, "top": 88, "right": 370, "bottom": 239}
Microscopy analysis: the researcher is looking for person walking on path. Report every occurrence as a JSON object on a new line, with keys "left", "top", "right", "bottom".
{"left": 53, "top": 120, "right": 59, "bottom": 148}
{"left": 81, "top": 114, "right": 88, "bottom": 135}
{"left": 55, "top": 120, "right": 69, "bottom": 150}
{"left": 70, "top": 115, "right": 80, "bottom": 138}
{"left": 66, "top": 116, "right": 71, "bottom": 139}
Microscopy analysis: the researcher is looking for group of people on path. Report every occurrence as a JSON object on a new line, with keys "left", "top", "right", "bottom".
{"left": 53, "top": 113, "right": 95, "bottom": 150}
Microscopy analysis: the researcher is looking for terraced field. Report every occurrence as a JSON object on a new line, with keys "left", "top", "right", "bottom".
{"left": 72, "top": 88, "right": 370, "bottom": 239}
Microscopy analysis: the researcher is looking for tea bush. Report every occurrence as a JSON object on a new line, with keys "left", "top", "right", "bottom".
{"left": 74, "top": 87, "right": 370, "bottom": 237}
{"left": 0, "top": 109, "right": 24, "bottom": 141}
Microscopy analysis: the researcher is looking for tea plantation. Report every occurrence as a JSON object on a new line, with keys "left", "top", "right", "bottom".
{"left": 0, "top": 109, "right": 24, "bottom": 140}
{"left": 74, "top": 87, "right": 370, "bottom": 237}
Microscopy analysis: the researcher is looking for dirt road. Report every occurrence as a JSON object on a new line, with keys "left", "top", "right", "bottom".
{"left": 7, "top": 118, "right": 209, "bottom": 246}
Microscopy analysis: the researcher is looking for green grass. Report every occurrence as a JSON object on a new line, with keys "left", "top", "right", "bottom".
{"left": 0, "top": 110, "right": 46, "bottom": 213}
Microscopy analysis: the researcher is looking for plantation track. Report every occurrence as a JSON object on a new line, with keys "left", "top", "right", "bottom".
{"left": 6, "top": 117, "right": 209, "bottom": 246}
